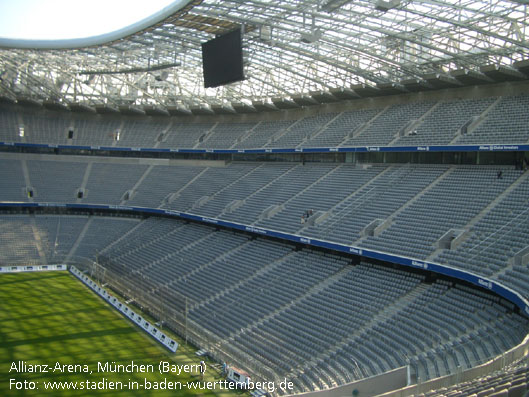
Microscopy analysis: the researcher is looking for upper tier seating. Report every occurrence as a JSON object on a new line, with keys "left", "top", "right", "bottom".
{"left": 394, "top": 97, "right": 497, "bottom": 146}
{"left": 300, "top": 107, "right": 380, "bottom": 148}
{"left": 266, "top": 113, "right": 338, "bottom": 148}
{"left": 159, "top": 122, "right": 214, "bottom": 148}
{"left": 198, "top": 122, "right": 257, "bottom": 149}
{"left": 2, "top": 93, "right": 529, "bottom": 150}
{"left": 457, "top": 95, "right": 529, "bottom": 145}
{"left": 118, "top": 119, "right": 168, "bottom": 147}
{"left": 341, "top": 101, "right": 436, "bottom": 146}
{"left": 238, "top": 120, "right": 295, "bottom": 149}
{"left": 0, "top": 107, "right": 19, "bottom": 142}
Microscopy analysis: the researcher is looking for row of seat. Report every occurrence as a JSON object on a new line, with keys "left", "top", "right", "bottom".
{"left": 2, "top": 93, "right": 529, "bottom": 149}
{"left": 2, "top": 158, "right": 529, "bottom": 302}
{"left": 0, "top": 212, "right": 527, "bottom": 393}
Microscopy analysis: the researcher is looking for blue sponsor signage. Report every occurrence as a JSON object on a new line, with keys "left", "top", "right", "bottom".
{"left": 1, "top": 141, "right": 527, "bottom": 154}
{"left": 1, "top": 201, "right": 527, "bottom": 316}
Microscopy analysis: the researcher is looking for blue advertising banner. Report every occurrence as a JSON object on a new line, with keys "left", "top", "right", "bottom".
{"left": 1, "top": 202, "right": 528, "bottom": 317}
{"left": 0, "top": 141, "right": 527, "bottom": 154}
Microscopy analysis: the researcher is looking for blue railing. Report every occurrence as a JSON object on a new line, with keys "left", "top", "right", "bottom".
{"left": 2, "top": 201, "right": 528, "bottom": 317}
{"left": 0, "top": 141, "right": 526, "bottom": 154}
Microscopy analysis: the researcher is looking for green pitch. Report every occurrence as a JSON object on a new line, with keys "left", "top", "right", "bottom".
{"left": 0, "top": 271, "right": 240, "bottom": 396}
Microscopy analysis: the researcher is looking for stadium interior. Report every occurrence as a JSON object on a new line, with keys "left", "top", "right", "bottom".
{"left": 2, "top": 0, "right": 529, "bottom": 396}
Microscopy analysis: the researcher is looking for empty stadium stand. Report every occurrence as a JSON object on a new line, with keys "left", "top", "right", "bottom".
{"left": 0, "top": 212, "right": 527, "bottom": 394}
{"left": 1, "top": 156, "right": 529, "bottom": 296}
{"left": 2, "top": 92, "right": 529, "bottom": 150}
{"left": 2, "top": 89, "right": 529, "bottom": 395}
{"left": 416, "top": 359, "right": 529, "bottom": 397}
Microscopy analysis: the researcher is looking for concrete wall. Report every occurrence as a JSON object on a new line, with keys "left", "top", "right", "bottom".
{"left": 0, "top": 152, "right": 228, "bottom": 167}
{"left": 377, "top": 334, "right": 529, "bottom": 397}
{"left": 285, "top": 333, "right": 529, "bottom": 397}
{"left": 287, "top": 367, "right": 408, "bottom": 397}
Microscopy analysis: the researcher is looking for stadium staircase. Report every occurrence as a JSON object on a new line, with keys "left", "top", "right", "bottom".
{"left": 192, "top": 163, "right": 265, "bottom": 210}
{"left": 194, "top": 250, "right": 298, "bottom": 310}
{"left": 306, "top": 163, "right": 415, "bottom": 242}
{"left": 165, "top": 167, "right": 210, "bottom": 206}
{"left": 353, "top": 166, "right": 456, "bottom": 246}
{"left": 99, "top": 220, "right": 184, "bottom": 268}
{"left": 160, "top": 240, "right": 255, "bottom": 304}
{"left": 76, "top": 162, "right": 92, "bottom": 203}
{"left": 464, "top": 170, "right": 529, "bottom": 229}
{"left": 236, "top": 121, "right": 288, "bottom": 148}
{"left": 99, "top": 218, "right": 149, "bottom": 253}
{"left": 297, "top": 112, "right": 344, "bottom": 147}
{"left": 218, "top": 164, "right": 299, "bottom": 216}
{"left": 21, "top": 159, "right": 33, "bottom": 202}
{"left": 221, "top": 262, "right": 353, "bottom": 344}
{"left": 288, "top": 282, "right": 430, "bottom": 386}
{"left": 266, "top": 117, "right": 306, "bottom": 146}
{"left": 120, "top": 165, "right": 154, "bottom": 205}
{"left": 337, "top": 107, "right": 388, "bottom": 145}
{"left": 229, "top": 122, "right": 262, "bottom": 149}
{"left": 253, "top": 164, "right": 342, "bottom": 228}
{"left": 386, "top": 101, "right": 443, "bottom": 146}
{"left": 449, "top": 96, "right": 502, "bottom": 144}
{"left": 427, "top": 170, "right": 529, "bottom": 262}
{"left": 131, "top": 226, "right": 212, "bottom": 275}
{"left": 15, "top": 111, "right": 25, "bottom": 144}
{"left": 192, "top": 122, "right": 218, "bottom": 148}
{"left": 110, "top": 120, "right": 125, "bottom": 147}
{"left": 301, "top": 164, "right": 395, "bottom": 239}
{"left": 152, "top": 120, "right": 174, "bottom": 148}
{"left": 30, "top": 215, "right": 49, "bottom": 265}
{"left": 66, "top": 217, "right": 94, "bottom": 262}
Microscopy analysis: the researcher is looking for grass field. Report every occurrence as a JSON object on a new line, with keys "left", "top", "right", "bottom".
{"left": 0, "top": 271, "right": 243, "bottom": 396}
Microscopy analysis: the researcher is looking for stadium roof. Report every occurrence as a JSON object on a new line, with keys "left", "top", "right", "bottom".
{"left": 1, "top": 0, "right": 529, "bottom": 115}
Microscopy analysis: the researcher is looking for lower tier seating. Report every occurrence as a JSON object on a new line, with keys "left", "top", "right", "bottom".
{"left": 0, "top": 214, "right": 527, "bottom": 394}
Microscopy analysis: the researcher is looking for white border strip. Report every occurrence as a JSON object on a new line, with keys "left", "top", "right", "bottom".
{"left": 70, "top": 266, "right": 178, "bottom": 353}
{"left": 0, "top": 264, "right": 66, "bottom": 272}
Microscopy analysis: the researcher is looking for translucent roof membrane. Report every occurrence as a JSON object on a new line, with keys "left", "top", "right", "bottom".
{"left": 0, "top": 0, "right": 527, "bottom": 110}
{"left": 0, "top": 0, "right": 180, "bottom": 42}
